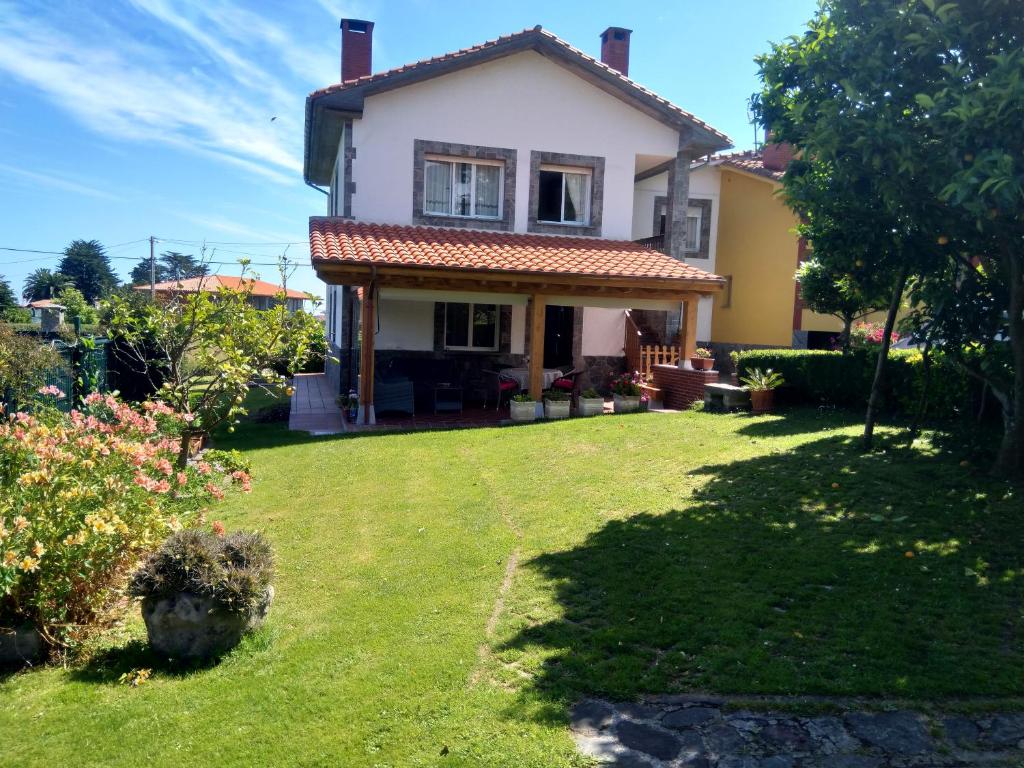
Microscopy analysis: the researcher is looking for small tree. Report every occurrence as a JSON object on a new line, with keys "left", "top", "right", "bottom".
{"left": 0, "top": 325, "right": 59, "bottom": 410}
{"left": 105, "top": 268, "right": 320, "bottom": 467}
{"left": 0, "top": 275, "right": 17, "bottom": 313}
{"left": 55, "top": 286, "right": 97, "bottom": 325}
{"left": 796, "top": 259, "right": 889, "bottom": 352}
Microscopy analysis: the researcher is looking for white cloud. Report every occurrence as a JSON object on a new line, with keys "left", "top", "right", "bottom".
{"left": 0, "top": 1, "right": 327, "bottom": 184}
{"left": 0, "top": 162, "right": 124, "bottom": 201}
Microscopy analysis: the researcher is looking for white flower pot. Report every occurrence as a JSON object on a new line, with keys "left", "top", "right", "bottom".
{"left": 613, "top": 394, "right": 641, "bottom": 413}
{"left": 510, "top": 400, "right": 537, "bottom": 422}
{"left": 544, "top": 399, "right": 571, "bottom": 419}
{"left": 577, "top": 397, "right": 605, "bottom": 417}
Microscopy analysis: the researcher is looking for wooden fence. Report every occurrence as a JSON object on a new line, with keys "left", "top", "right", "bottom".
{"left": 638, "top": 344, "right": 679, "bottom": 378}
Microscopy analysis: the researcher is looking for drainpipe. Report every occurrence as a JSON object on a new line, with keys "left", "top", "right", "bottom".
{"left": 305, "top": 180, "right": 329, "bottom": 196}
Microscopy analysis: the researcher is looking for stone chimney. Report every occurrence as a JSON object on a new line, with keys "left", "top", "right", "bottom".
{"left": 762, "top": 131, "right": 795, "bottom": 172}
{"left": 340, "top": 19, "right": 374, "bottom": 82}
{"left": 599, "top": 27, "right": 632, "bottom": 76}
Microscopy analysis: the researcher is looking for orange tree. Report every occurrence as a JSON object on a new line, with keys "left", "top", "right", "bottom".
{"left": 757, "top": 0, "right": 1024, "bottom": 475}
{"left": 106, "top": 267, "right": 321, "bottom": 467}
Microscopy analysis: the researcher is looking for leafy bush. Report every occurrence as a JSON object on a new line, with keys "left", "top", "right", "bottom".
{"left": 0, "top": 324, "right": 60, "bottom": 410}
{"left": 1, "top": 308, "right": 32, "bottom": 323}
{"left": 739, "top": 368, "right": 785, "bottom": 391}
{"left": 0, "top": 394, "right": 250, "bottom": 651}
{"left": 130, "top": 529, "right": 274, "bottom": 616}
{"left": 511, "top": 393, "right": 534, "bottom": 403}
{"left": 580, "top": 388, "right": 602, "bottom": 399}
{"left": 733, "top": 348, "right": 980, "bottom": 419}
{"left": 543, "top": 390, "right": 570, "bottom": 401}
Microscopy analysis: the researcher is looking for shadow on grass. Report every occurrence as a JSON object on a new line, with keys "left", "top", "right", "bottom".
{"left": 499, "top": 432, "right": 1022, "bottom": 713}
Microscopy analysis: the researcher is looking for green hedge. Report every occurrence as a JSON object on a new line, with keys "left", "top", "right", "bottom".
{"left": 733, "top": 348, "right": 979, "bottom": 420}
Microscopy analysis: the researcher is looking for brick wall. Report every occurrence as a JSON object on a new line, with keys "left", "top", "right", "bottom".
{"left": 652, "top": 364, "right": 719, "bottom": 409}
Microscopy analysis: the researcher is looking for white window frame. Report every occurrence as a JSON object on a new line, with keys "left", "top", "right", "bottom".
{"left": 444, "top": 302, "right": 499, "bottom": 352}
{"left": 423, "top": 156, "right": 503, "bottom": 220}
{"left": 537, "top": 165, "right": 592, "bottom": 226}
{"left": 685, "top": 206, "right": 702, "bottom": 253}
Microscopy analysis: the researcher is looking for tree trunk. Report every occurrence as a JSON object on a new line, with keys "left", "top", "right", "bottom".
{"left": 840, "top": 315, "right": 854, "bottom": 354}
{"left": 994, "top": 250, "right": 1024, "bottom": 477}
{"left": 907, "top": 339, "right": 933, "bottom": 442}
{"left": 176, "top": 429, "right": 193, "bottom": 469}
{"left": 863, "top": 264, "right": 910, "bottom": 450}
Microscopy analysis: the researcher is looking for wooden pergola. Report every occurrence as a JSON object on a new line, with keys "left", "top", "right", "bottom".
{"left": 315, "top": 261, "right": 723, "bottom": 425}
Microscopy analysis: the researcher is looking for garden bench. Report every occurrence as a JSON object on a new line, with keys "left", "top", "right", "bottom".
{"left": 704, "top": 382, "right": 750, "bottom": 412}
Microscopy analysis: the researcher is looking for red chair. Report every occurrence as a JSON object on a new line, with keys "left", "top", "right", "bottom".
{"left": 549, "top": 368, "right": 580, "bottom": 394}
{"left": 483, "top": 370, "right": 519, "bottom": 410}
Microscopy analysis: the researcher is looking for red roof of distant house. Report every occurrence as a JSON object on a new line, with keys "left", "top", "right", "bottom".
{"left": 309, "top": 218, "right": 723, "bottom": 284}
{"left": 133, "top": 275, "right": 307, "bottom": 300}
{"left": 27, "top": 299, "right": 59, "bottom": 309}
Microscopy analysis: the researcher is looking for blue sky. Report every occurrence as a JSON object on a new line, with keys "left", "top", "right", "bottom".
{"left": 0, "top": 0, "right": 818, "bottom": 301}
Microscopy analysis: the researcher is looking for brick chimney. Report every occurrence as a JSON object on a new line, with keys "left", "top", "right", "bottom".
{"left": 599, "top": 27, "right": 632, "bottom": 76}
{"left": 762, "top": 131, "right": 795, "bottom": 172}
{"left": 340, "top": 19, "right": 373, "bottom": 82}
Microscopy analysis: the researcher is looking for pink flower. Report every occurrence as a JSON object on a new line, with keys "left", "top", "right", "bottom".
{"left": 211, "top": 520, "right": 226, "bottom": 537}
{"left": 37, "top": 385, "right": 65, "bottom": 399}
{"left": 196, "top": 461, "right": 212, "bottom": 476}
{"left": 176, "top": 471, "right": 188, "bottom": 486}
{"left": 154, "top": 458, "right": 173, "bottom": 476}
{"left": 204, "top": 482, "right": 225, "bottom": 501}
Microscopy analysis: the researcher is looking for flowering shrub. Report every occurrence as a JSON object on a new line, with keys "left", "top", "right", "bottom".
{"left": 0, "top": 392, "right": 250, "bottom": 652}
{"left": 849, "top": 321, "right": 900, "bottom": 350}
{"left": 610, "top": 371, "right": 645, "bottom": 397}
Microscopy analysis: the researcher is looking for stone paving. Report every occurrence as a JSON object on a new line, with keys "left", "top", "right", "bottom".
{"left": 571, "top": 697, "right": 1024, "bottom": 767}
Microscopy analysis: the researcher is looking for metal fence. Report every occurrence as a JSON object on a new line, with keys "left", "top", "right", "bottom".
{"left": 2, "top": 336, "right": 110, "bottom": 414}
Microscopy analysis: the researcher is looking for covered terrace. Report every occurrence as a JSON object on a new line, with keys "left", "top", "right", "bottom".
{"left": 310, "top": 217, "right": 725, "bottom": 425}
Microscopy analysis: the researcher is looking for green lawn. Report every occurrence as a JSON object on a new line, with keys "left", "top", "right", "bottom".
{"left": 2, "top": 409, "right": 1022, "bottom": 766}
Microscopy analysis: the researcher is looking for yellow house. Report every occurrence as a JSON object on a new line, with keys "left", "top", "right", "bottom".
{"left": 632, "top": 145, "right": 854, "bottom": 353}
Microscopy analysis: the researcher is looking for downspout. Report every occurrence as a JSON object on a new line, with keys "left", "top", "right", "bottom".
{"left": 305, "top": 180, "right": 329, "bottom": 196}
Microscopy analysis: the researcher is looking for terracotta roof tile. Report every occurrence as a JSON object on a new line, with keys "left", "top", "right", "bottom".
{"left": 133, "top": 275, "right": 308, "bottom": 299}
{"left": 708, "top": 149, "right": 785, "bottom": 181}
{"left": 308, "top": 27, "right": 730, "bottom": 145}
{"left": 309, "top": 218, "right": 724, "bottom": 285}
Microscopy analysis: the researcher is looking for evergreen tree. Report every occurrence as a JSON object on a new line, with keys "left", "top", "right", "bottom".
{"left": 0, "top": 275, "right": 17, "bottom": 312}
{"left": 160, "top": 251, "right": 209, "bottom": 281}
{"left": 58, "top": 239, "right": 117, "bottom": 302}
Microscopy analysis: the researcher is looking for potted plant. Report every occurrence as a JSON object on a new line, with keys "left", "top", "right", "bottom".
{"left": 739, "top": 368, "right": 785, "bottom": 414}
{"left": 689, "top": 347, "right": 715, "bottom": 371}
{"left": 509, "top": 393, "right": 537, "bottom": 423}
{"left": 130, "top": 528, "right": 275, "bottom": 661}
{"left": 543, "top": 390, "right": 571, "bottom": 419}
{"left": 577, "top": 388, "right": 605, "bottom": 417}
{"left": 610, "top": 371, "right": 644, "bottom": 413}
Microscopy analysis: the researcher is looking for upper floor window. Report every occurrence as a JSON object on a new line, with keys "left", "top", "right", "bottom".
{"left": 424, "top": 158, "right": 503, "bottom": 219}
{"left": 685, "top": 206, "right": 702, "bottom": 253}
{"left": 537, "top": 166, "right": 591, "bottom": 225}
{"left": 444, "top": 302, "right": 498, "bottom": 351}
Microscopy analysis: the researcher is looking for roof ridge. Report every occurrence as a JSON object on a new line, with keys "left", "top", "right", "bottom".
{"left": 306, "top": 26, "right": 730, "bottom": 144}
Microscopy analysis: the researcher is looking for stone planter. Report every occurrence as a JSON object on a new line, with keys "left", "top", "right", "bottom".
{"left": 749, "top": 389, "right": 776, "bottom": 415}
{"left": 613, "top": 394, "right": 641, "bottom": 413}
{"left": 509, "top": 400, "right": 537, "bottom": 423}
{"left": 0, "top": 623, "right": 44, "bottom": 666}
{"left": 544, "top": 399, "right": 571, "bottom": 419}
{"left": 141, "top": 587, "right": 274, "bottom": 661}
{"left": 690, "top": 357, "right": 714, "bottom": 371}
{"left": 577, "top": 397, "right": 605, "bottom": 417}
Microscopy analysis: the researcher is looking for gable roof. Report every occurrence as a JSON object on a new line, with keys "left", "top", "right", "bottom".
{"left": 305, "top": 26, "right": 732, "bottom": 185}
{"left": 309, "top": 217, "right": 724, "bottom": 290}
{"left": 133, "top": 275, "right": 308, "bottom": 300}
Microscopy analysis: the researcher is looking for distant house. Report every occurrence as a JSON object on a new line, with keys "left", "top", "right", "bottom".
{"left": 134, "top": 275, "right": 309, "bottom": 312}
{"left": 25, "top": 299, "right": 61, "bottom": 323}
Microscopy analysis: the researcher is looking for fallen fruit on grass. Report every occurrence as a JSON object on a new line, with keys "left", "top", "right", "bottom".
{"left": 831, "top": 482, "right": 840, "bottom": 489}
{"left": 905, "top": 551, "right": 915, "bottom": 558}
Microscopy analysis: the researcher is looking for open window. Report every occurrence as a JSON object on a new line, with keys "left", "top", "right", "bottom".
{"left": 444, "top": 303, "right": 498, "bottom": 351}
{"left": 537, "top": 167, "right": 591, "bottom": 225}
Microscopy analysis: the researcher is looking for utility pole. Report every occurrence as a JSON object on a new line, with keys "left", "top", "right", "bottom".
{"left": 149, "top": 236, "right": 156, "bottom": 300}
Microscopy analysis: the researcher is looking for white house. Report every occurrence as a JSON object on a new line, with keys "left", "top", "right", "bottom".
{"left": 305, "top": 21, "right": 732, "bottom": 424}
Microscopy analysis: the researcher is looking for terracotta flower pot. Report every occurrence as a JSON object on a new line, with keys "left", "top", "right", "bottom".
{"left": 690, "top": 357, "right": 714, "bottom": 371}
{"left": 749, "top": 389, "right": 775, "bottom": 415}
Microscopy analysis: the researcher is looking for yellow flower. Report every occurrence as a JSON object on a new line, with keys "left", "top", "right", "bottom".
{"left": 3, "top": 550, "right": 16, "bottom": 567}
{"left": 19, "top": 557, "right": 38, "bottom": 573}
{"left": 13, "top": 515, "right": 29, "bottom": 532}
{"left": 32, "top": 541, "right": 45, "bottom": 558}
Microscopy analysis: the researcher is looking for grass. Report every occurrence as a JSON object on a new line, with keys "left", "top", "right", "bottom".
{"left": 1, "top": 408, "right": 1022, "bottom": 766}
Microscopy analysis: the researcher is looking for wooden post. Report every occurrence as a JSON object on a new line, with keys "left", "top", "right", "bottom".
{"left": 358, "top": 282, "right": 376, "bottom": 425}
{"left": 528, "top": 294, "right": 546, "bottom": 401}
{"left": 679, "top": 294, "right": 698, "bottom": 363}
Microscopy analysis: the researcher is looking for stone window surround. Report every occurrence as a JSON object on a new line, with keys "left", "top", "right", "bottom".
{"left": 654, "top": 195, "right": 711, "bottom": 259}
{"left": 528, "top": 151, "right": 605, "bottom": 237}
{"left": 413, "top": 140, "right": 517, "bottom": 231}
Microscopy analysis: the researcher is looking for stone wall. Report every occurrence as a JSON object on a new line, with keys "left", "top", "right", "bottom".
{"left": 652, "top": 364, "right": 719, "bottom": 409}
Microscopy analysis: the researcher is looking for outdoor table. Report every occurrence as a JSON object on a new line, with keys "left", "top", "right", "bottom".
{"left": 499, "top": 367, "right": 562, "bottom": 391}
